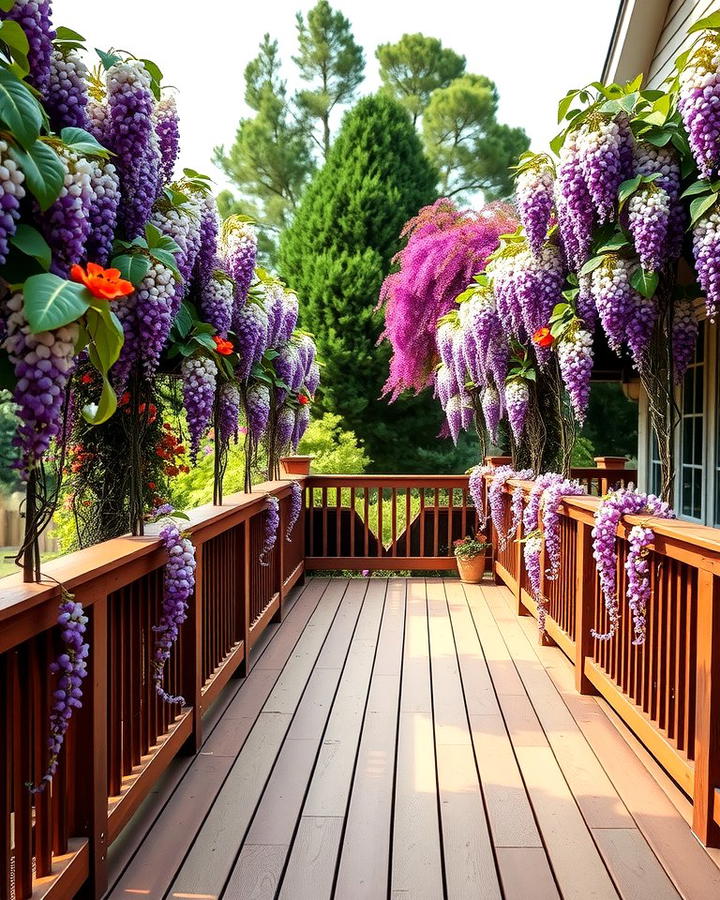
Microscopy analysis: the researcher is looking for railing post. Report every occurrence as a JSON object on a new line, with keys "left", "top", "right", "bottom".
{"left": 692, "top": 570, "right": 720, "bottom": 847}
{"left": 182, "top": 540, "right": 203, "bottom": 754}
{"left": 512, "top": 514, "right": 526, "bottom": 616}
{"left": 593, "top": 456, "right": 627, "bottom": 496}
{"left": 242, "top": 518, "right": 251, "bottom": 676}
{"left": 76, "top": 593, "right": 108, "bottom": 899}
{"left": 574, "top": 520, "right": 596, "bottom": 695}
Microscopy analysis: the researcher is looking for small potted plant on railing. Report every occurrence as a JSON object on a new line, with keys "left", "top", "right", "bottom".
{"left": 453, "top": 532, "right": 491, "bottom": 584}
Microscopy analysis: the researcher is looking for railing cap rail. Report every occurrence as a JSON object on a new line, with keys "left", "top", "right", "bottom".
{"left": 0, "top": 478, "right": 301, "bottom": 622}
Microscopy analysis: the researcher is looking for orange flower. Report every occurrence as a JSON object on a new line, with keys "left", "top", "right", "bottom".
{"left": 213, "top": 335, "right": 234, "bottom": 355}
{"left": 297, "top": 393, "right": 309, "bottom": 405}
{"left": 70, "top": 262, "right": 134, "bottom": 300}
{"left": 532, "top": 327, "right": 554, "bottom": 348}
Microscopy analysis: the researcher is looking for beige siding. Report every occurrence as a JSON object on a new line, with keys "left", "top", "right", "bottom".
{"left": 646, "top": 0, "right": 716, "bottom": 87}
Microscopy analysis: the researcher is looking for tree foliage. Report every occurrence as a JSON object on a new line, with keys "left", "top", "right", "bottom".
{"left": 213, "top": 34, "right": 314, "bottom": 257}
{"left": 279, "top": 95, "right": 459, "bottom": 472}
{"left": 376, "top": 33, "right": 465, "bottom": 125}
{"left": 297, "top": 412, "right": 370, "bottom": 473}
{"left": 294, "top": 0, "right": 365, "bottom": 157}
{"left": 423, "top": 74, "right": 529, "bottom": 200}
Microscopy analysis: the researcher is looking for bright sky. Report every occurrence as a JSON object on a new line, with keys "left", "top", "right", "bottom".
{"left": 53, "top": 0, "right": 621, "bottom": 192}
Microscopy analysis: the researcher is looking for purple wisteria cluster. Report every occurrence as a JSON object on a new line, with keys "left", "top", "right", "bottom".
{"left": 540, "top": 477, "right": 586, "bottom": 580}
{"left": 590, "top": 253, "right": 653, "bottom": 364}
{"left": 678, "top": 35, "right": 720, "bottom": 178}
{"left": 286, "top": 481, "right": 303, "bottom": 542}
{"left": 691, "top": 208, "right": 720, "bottom": 322}
{"left": 246, "top": 382, "right": 270, "bottom": 445}
{"left": 86, "top": 159, "right": 121, "bottom": 266}
{"left": 591, "top": 487, "right": 674, "bottom": 643}
{"left": 577, "top": 113, "right": 631, "bottom": 224}
{"left": 152, "top": 514, "right": 196, "bottom": 704}
{"left": 217, "top": 381, "right": 241, "bottom": 446}
{"left": 671, "top": 299, "right": 700, "bottom": 383}
{"left": 2, "top": 293, "right": 77, "bottom": 478}
{"left": 154, "top": 95, "right": 180, "bottom": 185}
{"left": 103, "top": 60, "right": 161, "bottom": 239}
{"left": 488, "top": 465, "right": 533, "bottom": 550}
{"left": 468, "top": 464, "right": 491, "bottom": 528}
{"left": 521, "top": 472, "right": 564, "bottom": 631}
{"left": 555, "top": 133, "right": 595, "bottom": 269}
{"left": 2, "top": 0, "right": 54, "bottom": 97}
{"left": 260, "top": 495, "right": 280, "bottom": 565}
{"left": 557, "top": 326, "right": 594, "bottom": 424}
{"left": 29, "top": 590, "right": 89, "bottom": 792}
{"left": 515, "top": 155, "right": 555, "bottom": 255}
{"left": 626, "top": 182, "right": 671, "bottom": 273}
{"left": 46, "top": 48, "right": 89, "bottom": 131}
{"left": 40, "top": 148, "right": 94, "bottom": 277}
{"left": 182, "top": 355, "right": 218, "bottom": 459}
{"left": 200, "top": 269, "right": 234, "bottom": 337}
{"left": 0, "top": 138, "right": 26, "bottom": 266}
{"left": 504, "top": 379, "right": 530, "bottom": 443}
{"left": 221, "top": 217, "right": 258, "bottom": 318}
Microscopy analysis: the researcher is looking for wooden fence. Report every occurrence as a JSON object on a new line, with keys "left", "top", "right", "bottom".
{"left": 2, "top": 479, "right": 304, "bottom": 900}
{"left": 487, "top": 475, "right": 720, "bottom": 849}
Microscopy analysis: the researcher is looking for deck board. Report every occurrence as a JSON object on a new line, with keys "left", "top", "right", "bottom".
{"left": 107, "top": 576, "right": 720, "bottom": 899}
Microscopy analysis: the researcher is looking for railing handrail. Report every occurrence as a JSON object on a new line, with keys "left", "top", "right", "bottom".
{"left": 497, "top": 476, "right": 720, "bottom": 562}
{"left": 0, "top": 478, "right": 302, "bottom": 630}
{"left": 305, "top": 474, "right": 470, "bottom": 487}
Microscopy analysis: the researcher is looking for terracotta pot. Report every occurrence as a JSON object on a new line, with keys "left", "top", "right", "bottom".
{"left": 280, "top": 455, "right": 314, "bottom": 476}
{"left": 455, "top": 551, "right": 487, "bottom": 584}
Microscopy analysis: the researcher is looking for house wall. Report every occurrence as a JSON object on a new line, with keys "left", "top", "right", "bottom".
{"left": 606, "top": 0, "right": 719, "bottom": 520}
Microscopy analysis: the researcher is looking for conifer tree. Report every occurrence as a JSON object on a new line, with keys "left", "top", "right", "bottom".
{"left": 279, "top": 95, "right": 459, "bottom": 472}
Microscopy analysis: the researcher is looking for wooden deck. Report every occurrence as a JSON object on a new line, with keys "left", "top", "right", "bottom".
{"left": 104, "top": 577, "right": 720, "bottom": 900}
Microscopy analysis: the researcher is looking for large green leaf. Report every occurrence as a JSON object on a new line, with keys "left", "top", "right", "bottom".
{"left": 85, "top": 304, "right": 124, "bottom": 369}
{"left": 60, "top": 126, "right": 109, "bottom": 158}
{"left": 81, "top": 373, "right": 117, "bottom": 425}
{"left": 10, "top": 224, "right": 51, "bottom": 270}
{"left": 111, "top": 253, "right": 150, "bottom": 286}
{"left": 0, "top": 69, "right": 41, "bottom": 148}
{"left": 0, "top": 20, "right": 29, "bottom": 73}
{"left": 689, "top": 12, "right": 720, "bottom": 33}
{"left": 9, "top": 140, "right": 65, "bottom": 210}
{"left": 23, "top": 273, "right": 91, "bottom": 332}
{"left": 690, "top": 192, "right": 719, "bottom": 226}
{"left": 630, "top": 268, "right": 659, "bottom": 298}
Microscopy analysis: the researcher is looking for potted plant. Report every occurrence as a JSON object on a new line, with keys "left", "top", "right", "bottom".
{"left": 279, "top": 455, "right": 314, "bottom": 476}
{"left": 453, "top": 532, "right": 490, "bottom": 584}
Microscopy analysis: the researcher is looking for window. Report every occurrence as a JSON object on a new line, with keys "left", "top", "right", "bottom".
{"left": 679, "top": 322, "right": 704, "bottom": 521}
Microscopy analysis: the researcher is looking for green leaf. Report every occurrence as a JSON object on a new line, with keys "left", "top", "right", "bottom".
{"left": 688, "top": 11, "right": 720, "bottom": 34}
{"left": 596, "top": 231, "right": 630, "bottom": 253}
{"left": 10, "top": 224, "right": 51, "bottom": 269}
{"left": 690, "top": 191, "right": 719, "bottom": 225}
{"left": 55, "top": 26, "right": 86, "bottom": 43}
{"left": 617, "top": 175, "right": 642, "bottom": 205}
{"left": 60, "top": 126, "right": 109, "bottom": 158}
{"left": 0, "top": 69, "right": 42, "bottom": 149}
{"left": 681, "top": 180, "right": 713, "bottom": 199}
{"left": 0, "top": 20, "right": 28, "bottom": 53}
{"left": 151, "top": 248, "right": 180, "bottom": 279}
{"left": 139, "top": 58, "right": 163, "bottom": 99}
{"left": 549, "top": 130, "right": 566, "bottom": 156}
{"left": 22, "top": 273, "right": 92, "bottom": 332}
{"left": 643, "top": 128, "right": 672, "bottom": 147}
{"left": 96, "top": 48, "right": 120, "bottom": 70}
{"left": 0, "top": 0, "right": 16, "bottom": 11}
{"left": 9, "top": 140, "right": 64, "bottom": 210}
{"left": 85, "top": 304, "right": 124, "bottom": 369}
{"left": 578, "top": 256, "right": 604, "bottom": 277}
{"left": 630, "top": 268, "right": 659, "bottom": 298}
{"left": 182, "top": 167, "right": 212, "bottom": 181}
{"left": 81, "top": 373, "right": 117, "bottom": 425}
{"left": 192, "top": 333, "right": 217, "bottom": 352}
{"left": 600, "top": 98, "right": 621, "bottom": 115}
{"left": 111, "top": 253, "right": 150, "bottom": 286}
{"left": 173, "top": 303, "right": 194, "bottom": 339}
{"left": 557, "top": 89, "right": 580, "bottom": 123}
{"left": 152, "top": 233, "right": 182, "bottom": 254}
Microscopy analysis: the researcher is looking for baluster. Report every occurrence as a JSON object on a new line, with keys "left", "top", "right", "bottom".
{"left": 574, "top": 521, "right": 596, "bottom": 694}
{"left": 433, "top": 488, "right": 439, "bottom": 557}
{"left": 364, "top": 488, "right": 369, "bottom": 558}
{"left": 419, "top": 489, "right": 426, "bottom": 558}
{"left": 377, "top": 487, "right": 384, "bottom": 558}
{"left": 335, "top": 486, "right": 341, "bottom": 559}
{"left": 350, "top": 486, "right": 356, "bottom": 557}
{"left": 692, "top": 569, "right": 720, "bottom": 846}
{"left": 391, "top": 488, "right": 397, "bottom": 557}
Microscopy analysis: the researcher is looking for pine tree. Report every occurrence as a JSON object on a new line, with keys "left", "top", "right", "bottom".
{"left": 279, "top": 95, "right": 462, "bottom": 473}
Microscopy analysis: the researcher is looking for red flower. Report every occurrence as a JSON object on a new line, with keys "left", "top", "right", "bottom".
{"left": 297, "top": 393, "right": 309, "bottom": 405}
{"left": 80, "top": 372, "right": 92, "bottom": 384}
{"left": 147, "top": 482, "right": 156, "bottom": 491}
{"left": 532, "top": 327, "right": 554, "bottom": 348}
{"left": 70, "top": 262, "right": 134, "bottom": 300}
{"left": 213, "top": 335, "right": 234, "bottom": 355}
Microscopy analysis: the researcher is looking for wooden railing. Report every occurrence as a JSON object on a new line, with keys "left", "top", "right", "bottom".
{"left": 1, "top": 478, "right": 305, "bottom": 900}
{"left": 304, "top": 475, "right": 477, "bottom": 571}
{"left": 487, "top": 475, "right": 720, "bottom": 848}
{"left": 304, "top": 463, "right": 636, "bottom": 573}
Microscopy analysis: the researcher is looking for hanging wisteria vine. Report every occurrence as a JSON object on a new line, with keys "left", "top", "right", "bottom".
{"left": 286, "top": 482, "right": 303, "bottom": 542}
{"left": 260, "top": 495, "right": 280, "bottom": 566}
